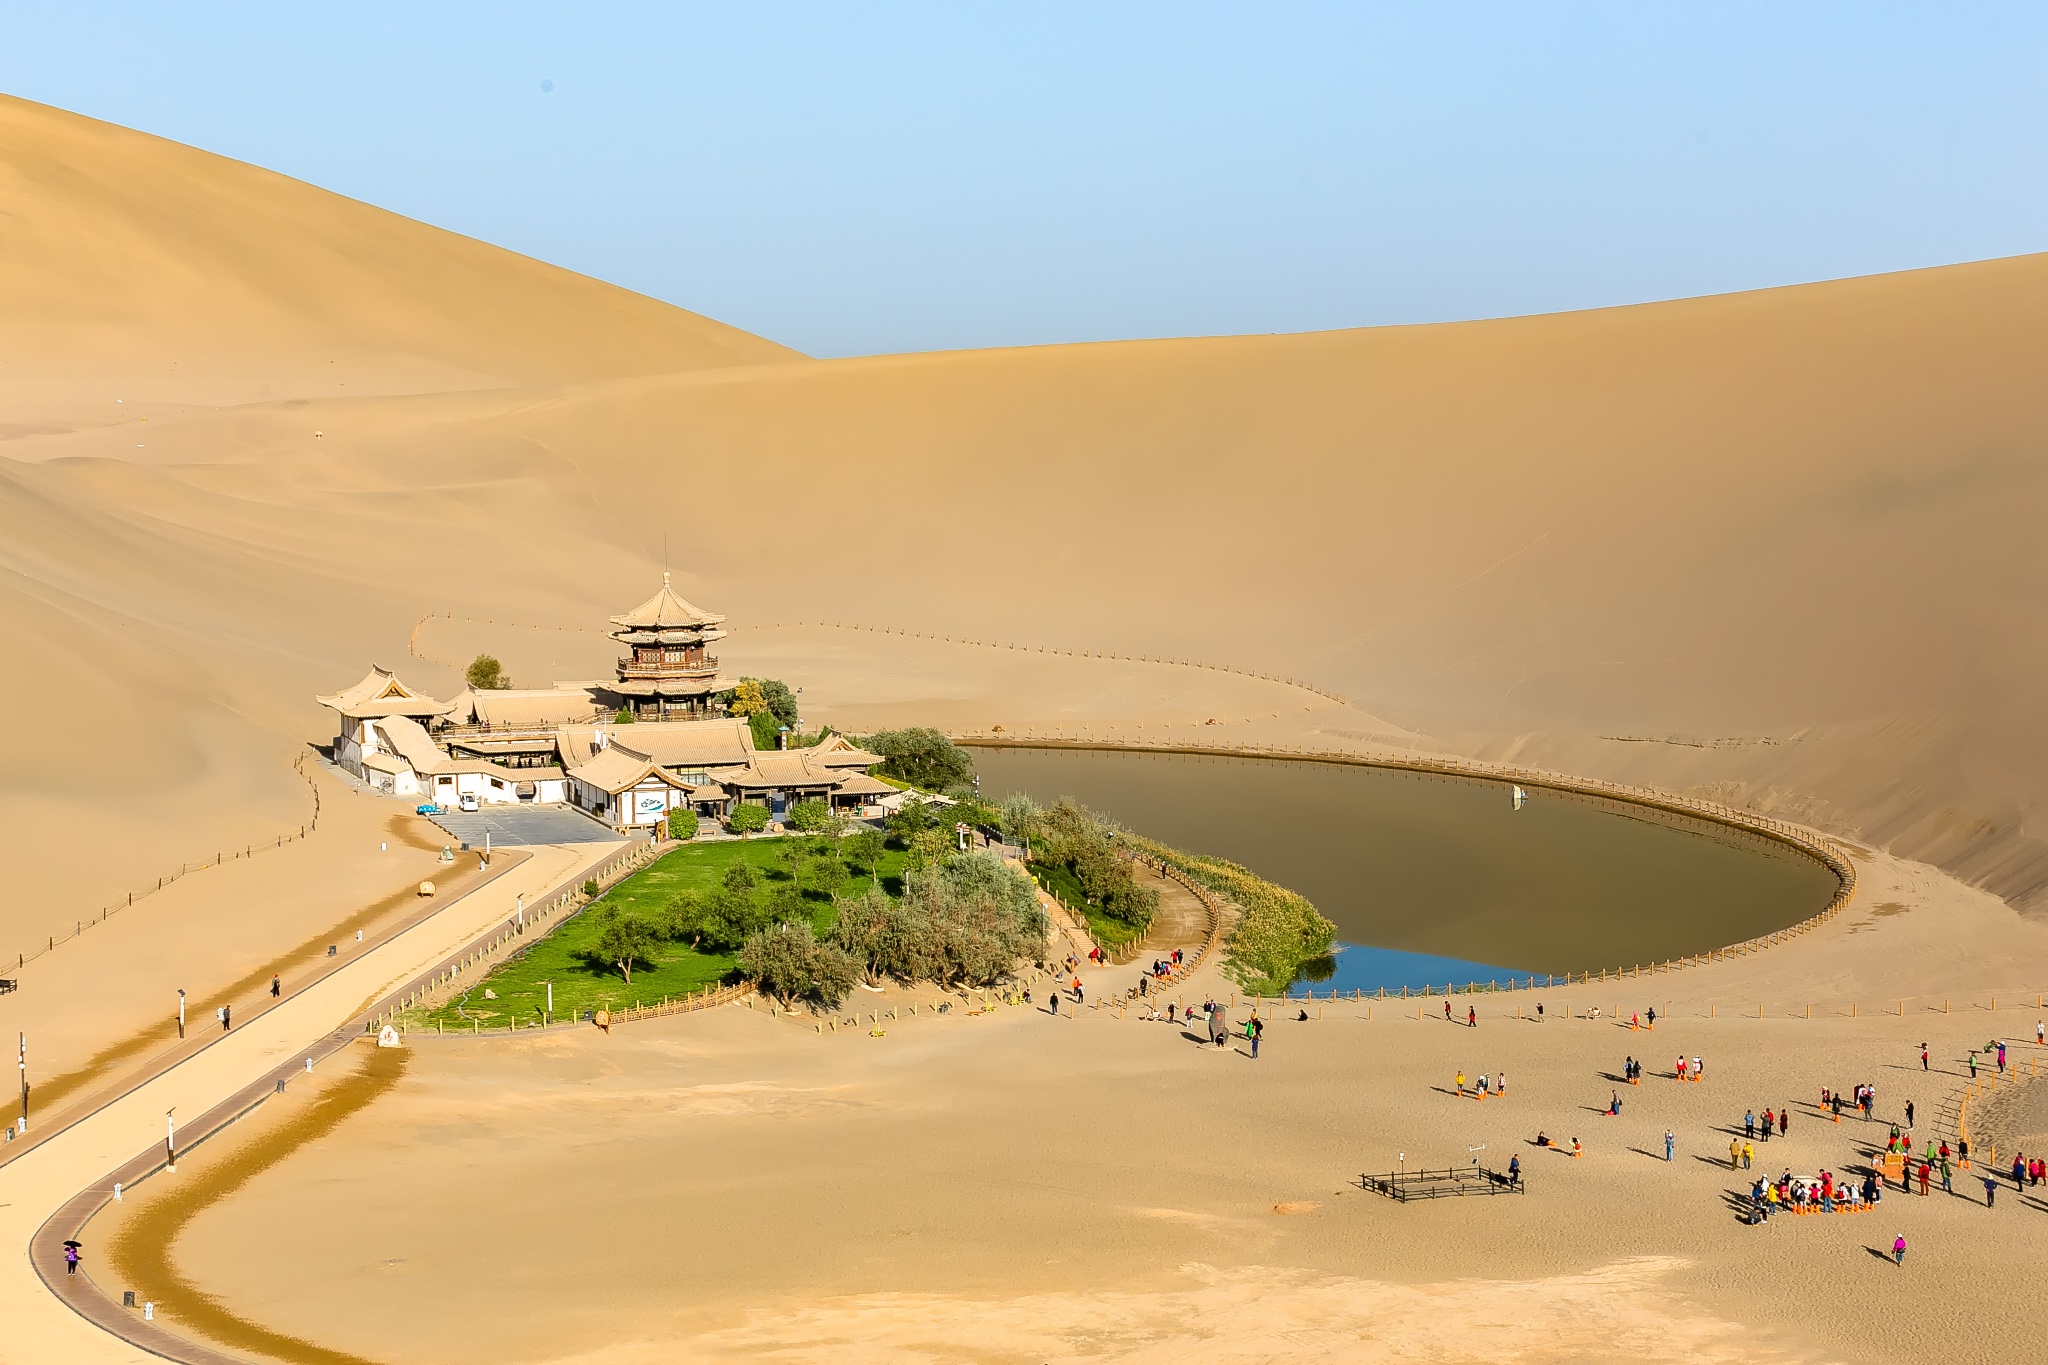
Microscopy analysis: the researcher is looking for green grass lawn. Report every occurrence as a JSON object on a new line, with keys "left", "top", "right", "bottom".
{"left": 1028, "top": 860, "right": 1143, "bottom": 951}
{"left": 424, "top": 837, "right": 907, "bottom": 1027}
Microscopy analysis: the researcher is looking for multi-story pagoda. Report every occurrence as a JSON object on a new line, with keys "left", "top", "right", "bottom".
{"left": 609, "top": 574, "right": 728, "bottom": 720}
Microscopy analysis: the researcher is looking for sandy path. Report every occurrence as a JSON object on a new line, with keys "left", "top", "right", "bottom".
{"left": 0, "top": 839, "right": 613, "bottom": 1365}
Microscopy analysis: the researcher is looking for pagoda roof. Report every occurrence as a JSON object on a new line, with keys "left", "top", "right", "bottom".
{"left": 609, "top": 574, "right": 727, "bottom": 631}
{"left": 808, "top": 734, "right": 884, "bottom": 768}
{"left": 566, "top": 742, "right": 698, "bottom": 796}
{"left": 317, "top": 667, "right": 452, "bottom": 720}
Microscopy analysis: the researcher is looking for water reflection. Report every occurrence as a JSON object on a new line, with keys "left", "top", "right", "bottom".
{"left": 971, "top": 746, "right": 1839, "bottom": 976}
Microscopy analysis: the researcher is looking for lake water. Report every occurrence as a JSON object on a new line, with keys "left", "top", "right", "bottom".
{"left": 968, "top": 746, "right": 1841, "bottom": 990}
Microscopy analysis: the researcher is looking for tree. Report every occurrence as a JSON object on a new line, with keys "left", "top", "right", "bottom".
{"left": 466, "top": 654, "right": 512, "bottom": 690}
{"left": 614, "top": 707, "right": 635, "bottom": 724}
{"left": 786, "top": 799, "right": 831, "bottom": 832}
{"left": 726, "top": 679, "right": 769, "bottom": 717}
{"left": 739, "top": 922, "right": 857, "bottom": 1011}
{"left": 1000, "top": 792, "right": 1040, "bottom": 844}
{"left": 887, "top": 796, "right": 939, "bottom": 845}
{"left": 844, "top": 828, "right": 886, "bottom": 882}
{"left": 863, "top": 728, "right": 974, "bottom": 792}
{"left": 594, "top": 907, "right": 657, "bottom": 985}
{"left": 722, "top": 862, "right": 760, "bottom": 894}
{"left": 727, "top": 803, "right": 769, "bottom": 837}
{"left": 907, "top": 827, "right": 949, "bottom": 871}
{"left": 666, "top": 808, "right": 699, "bottom": 841}
{"left": 805, "top": 853, "right": 850, "bottom": 899}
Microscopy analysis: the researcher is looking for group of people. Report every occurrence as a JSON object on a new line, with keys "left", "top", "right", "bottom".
{"left": 1674, "top": 1054, "right": 1704, "bottom": 1082}
{"left": 1749, "top": 1168, "right": 1884, "bottom": 1220}
{"left": 1743, "top": 1107, "right": 1790, "bottom": 1141}
{"left": 1453, "top": 1069, "right": 1507, "bottom": 1100}
{"left": 1821, "top": 1083, "right": 1878, "bottom": 1121}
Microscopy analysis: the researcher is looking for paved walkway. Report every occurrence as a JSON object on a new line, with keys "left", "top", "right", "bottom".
{"left": 0, "top": 840, "right": 622, "bottom": 1364}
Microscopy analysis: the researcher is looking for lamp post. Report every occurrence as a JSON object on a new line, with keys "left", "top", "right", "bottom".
{"left": 165, "top": 1107, "right": 176, "bottom": 1171}
{"left": 16, "top": 1033, "right": 26, "bottom": 1135}
{"left": 543, "top": 979, "right": 554, "bottom": 1027}
{"left": 177, "top": 988, "right": 186, "bottom": 1040}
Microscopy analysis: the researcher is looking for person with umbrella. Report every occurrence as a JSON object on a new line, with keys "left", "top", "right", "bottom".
{"left": 62, "top": 1239, "right": 81, "bottom": 1275}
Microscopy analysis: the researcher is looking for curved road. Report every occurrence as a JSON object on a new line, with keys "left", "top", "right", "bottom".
{"left": 0, "top": 838, "right": 623, "bottom": 1364}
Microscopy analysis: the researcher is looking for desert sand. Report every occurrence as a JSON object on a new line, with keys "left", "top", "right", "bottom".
{"left": 6, "top": 91, "right": 2048, "bottom": 1363}
{"left": 97, "top": 848, "right": 2048, "bottom": 1365}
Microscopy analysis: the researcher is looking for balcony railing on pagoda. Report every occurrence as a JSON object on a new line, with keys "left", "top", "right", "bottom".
{"left": 617, "top": 654, "right": 718, "bottom": 678}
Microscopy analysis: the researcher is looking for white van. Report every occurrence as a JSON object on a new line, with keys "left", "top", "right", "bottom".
{"left": 458, "top": 792, "right": 480, "bottom": 813}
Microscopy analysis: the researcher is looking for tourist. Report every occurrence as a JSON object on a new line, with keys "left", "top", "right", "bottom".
{"left": 1467, "top": 1004, "right": 1477, "bottom": 1028}
{"left": 2038, "top": 1019, "right": 2044, "bottom": 1047}
{"left": 1892, "top": 1233, "right": 1907, "bottom": 1266}
{"left": 1625, "top": 1055, "right": 1636, "bottom": 1084}
{"left": 1969, "top": 1053, "right": 1978, "bottom": 1078}
{"left": 1536, "top": 1001, "right": 1545, "bottom": 1021}
{"left": 2012, "top": 1154, "right": 2028, "bottom": 1190}
{"left": 1608, "top": 1090, "right": 1621, "bottom": 1117}
{"left": 1508, "top": 1154, "right": 1521, "bottom": 1184}
{"left": 1647, "top": 1006, "right": 1657, "bottom": 1028}
{"left": 1742, "top": 1140, "right": 1754, "bottom": 1170}
{"left": 1478, "top": 1073, "right": 1490, "bottom": 1099}
{"left": 1983, "top": 1175, "right": 1999, "bottom": 1207}
{"left": 1941, "top": 1160, "right": 1952, "bottom": 1194}
{"left": 1729, "top": 1137, "right": 1742, "bottom": 1170}
{"left": 1745, "top": 1109, "right": 1756, "bottom": 1139}
{"left": 1920, "top": 1043, "right": 1929, "bottom": 1071}
{"left": 1296, "top": 1007, "right": 1308, "bottom": 1022}
{"left": 1048, "top": 992, "right": 1058, "bottom": 1016}
{"left": 64, "top": 1243, "right": 78, "bottom": 1276}
{"left": 270, "top": 974, "right": 281, "bottom": 998}
{"left": 1571, "top": 1137, "right": 1582, "bottom": 1158}
{"left": 1998, "top": 1040, "right": 2007, "bottom": 1073}
{"left": 1664, "top": 1129, "right": 1676, "bottom": 1162}
{"left": 1676, "top": 1055, "right": 1688, "bottom": 1082}
{"left": 1445, "top": 1000, "right": 1453, "bottom": 1021}
{"left": 1456, "top": 1070, "right": 1467, "bottom": 1098}
{"left": 1761, "top": 1107, "right": 1774, "bottom": 1142}
{"left": 1693, "top": 1055, "right": 1703, "bottom": 1082}
{"left": 1536, "top": 1130, "right": 1551, "bottom": 1147}
{"left": 1779, "top": 1108, "right": 1789, "bottom": 1138}
{"left": 1247, "top": 1014, "right": 1263, "bottom": 1059}
{"left": 1906, "top": 1099, "right": 1915, "bottom": 1128}
{"left": 1497, "top": 1070, "right": 1507, "bottom": 1097}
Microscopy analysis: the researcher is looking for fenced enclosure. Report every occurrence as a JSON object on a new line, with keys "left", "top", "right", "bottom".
{"left": 1361, "top": 1165, "right": 1523, "bottom": 1201}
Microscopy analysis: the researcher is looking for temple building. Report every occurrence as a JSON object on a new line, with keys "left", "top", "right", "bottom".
{"left": 317, "top": 582, "right": 895, "bottom": 830}
{"left": 607, "top": 574, "right": 727, "bottom": 721}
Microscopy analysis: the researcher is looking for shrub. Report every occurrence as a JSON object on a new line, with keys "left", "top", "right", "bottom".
{"left": 829, "top": 852, "right": 1047, "bottom": 989}
{"left": 614, "top": 707, "right": 635, "bottom": 724}
{"left": 727, "top": 803, "right": 770, "bottom": 837}
{"left": 748, "top": 709, "right": 783, "bottom": 751}
{"left": 863, "top": 728, "right": 974, "bottom": 791}
{"left": 1000, "top": 792, "right": 1041, "bottom": 843}
{"left": 1030, "top": 799, "right": 1158, "bottom": 930}
{"left": 739, "top": 922, "right": 857, "bottom": 1011}
{"left": 667, "top": 808, "right": 699, "bottom": 841}
{"left": 786, "top": 799, "right": 831, "bottom": 832}
{"left": 581, "top": 879, "right": 600, "bottom": 897}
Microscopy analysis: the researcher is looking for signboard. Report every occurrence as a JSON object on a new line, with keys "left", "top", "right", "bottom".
{"left": 635, "top": 792, "right": 669, "bottom": 820}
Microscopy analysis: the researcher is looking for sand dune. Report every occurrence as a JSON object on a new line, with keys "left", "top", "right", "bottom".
{"left": 6, "top": 102, "right": 2048, "bottom": 1045}
{"left": 0, "top": 96, "right": 798, "bottom": 427}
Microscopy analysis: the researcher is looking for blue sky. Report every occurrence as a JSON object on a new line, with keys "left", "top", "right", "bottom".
{"left": 4, "top": 3, "right": 2045, "bottom": 356}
